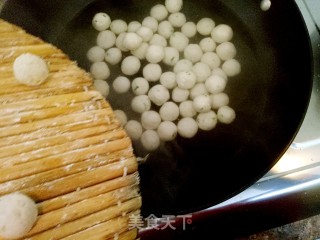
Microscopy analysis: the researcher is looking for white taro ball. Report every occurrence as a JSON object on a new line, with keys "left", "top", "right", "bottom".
{"left": 217, "top": 106, "right": 236, "bottom": 124}
{"left": 211, "top": 68, "right": 228, "bottom": 80}
{"left": 136, "top": 26, "right": 154, "bottom": 42}
{"left": 177, "top": 117, "right": 198, "bottom": 138}
{"left": 131, "top": 42, "right": 149, "bottom": 60}
{"left": 205, "top": 75, "right": 227, "bottom": 94}
{"left": 125, "top": 120, "right": 143, "bottom": 140}
{"left": 0, "top": 192, "right": 38, "bottom": 239}
{"left": 128, "top": 21, "right": 142, "bottom": 32}
{"left": 190, "top": 83, "right": 208, "bottom": 100}
{"left": 173, "top": 59, "right": 193, "bottom": 73}
{"left": 148, "top": 84, "right": 170, "bottom": 106}
{"left": 110, "top": 19, "right": 128, "bottom": 35}
{"left": 113, "top": 76, "right": 130, "bottom": 94}
{"left": 197, "top": 18, "right": 215, "bottom": 36}
{"left": 150, "top": 4, "right": 169, "bottom": 21}
{"left": 216, "top": 42, "right": 237, "bottom": 61}
{"left": 210, "top": 93, "right": 230, "bottom": 109}
{"left": 141, "top": 110, "right": 161, "bottom": 130}
{"left": 13, "top": 53, "right": 49, "bottom": 86}
{"left": 159, "top": 101, "right": 180, "bottom": 121}
{"left": 96, "top": 30, "right": 116, "bottom": 49}
{"left": 171, "top": 87, "right": 189, "bottom": 103}
{"left": 142, "top": 16, "right": 158, "bottom": 33}
{"left": 176, "top": 71, "right": 196, "bottom": 90}
{"left": 201, "top": 52, "right": 221, "bottom": 69}
{"left": 170, "top": 32, "right": 189, "bottom": 52}
{"left": 211, "top": 24, "right": 233, "bottom": 43}
{"left": 92, "top": 12, "right": 111, "bottom": 31}
{"left": 222, "top": 59, "right": 241, "bottom": 77}
{"left": 121, "top": 56, "right": 141, "bottom": 75}
{"left": 163, "top": 47, "right": 179, "bottom": 66}
{"left": 157, "top": 21, "right": 174, "bottom": 39}
{"left": 168, "top": 12, "right": 186, "bottom": 28}
{"left": 184, "top": 44, "right": 203, "bottom": 63}
{"left": 150, "top": 34, "right": 167, "bottom": 47}
{"left": 199, "top": 37, "right": 216, "bottom": 52}
{"left": 179, "top": 100, "right": 197, "bottom": 118}
{"left": 160, "top": 71, "right": 177, "bottom": 89}
{"left": 131, "top": 95, "right": 151, "bottom": 113}
{"left": 94, "top": 79, "right": 110, "bottom": 98}
{"left": 123, "top": 32, "right": 143, "bottom": 51}
{"left": 116, "top": 32, "right": 129, "bottom": 52}
{"left": 193, "top": 94, "right": 211, "bottom": 113}
{"left": 192, "top": 62, "right": 211, "bottom": 83}
{"left": 90, "top": 61, "right": 110, "bottom": 80}
{"left": 105, "top": 47, "right": 122, "bottom": 65}
{"left": 140, "top": 130, "right": 160, "bottom": 151}
{"left": 87, "top": 46, "right": 105, "bottom": 62}
{"left": 165, "top": 0, "right": 183, "bottom": 13}
{"left": 196, "top": 110, "right": 218, "bottom": 131}
{"left": 114, "top": 109, "right": 127, "bottom": 126}
{"left": 132, "top": 77, "right": 149, "bottom": 95}
{"left": 145, "top": 45, "right": 165, "bottom": 63}
{"left": 157, "top": 121, "right": 178, "bottom": 141}
{"left": 260, "top": 0, "right": 272, "bottom": 11}
{"left": 143, "top": 63, "right": 162, "bottom": 82}
{"left": 181, "top": 22, "right": 197, "bottom": 38}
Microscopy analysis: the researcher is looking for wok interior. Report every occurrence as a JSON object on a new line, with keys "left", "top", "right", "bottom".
{"left": 1, "top": 0, "right": 312, "bottom": 216}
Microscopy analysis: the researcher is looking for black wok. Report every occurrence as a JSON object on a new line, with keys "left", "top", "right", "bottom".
{"left": 0, "top": 0, "right": 312, "bottom": 217}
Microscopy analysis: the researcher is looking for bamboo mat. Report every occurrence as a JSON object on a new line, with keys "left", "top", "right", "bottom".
{"left": 0, "top": 19, "right": 141, "bottom": 239}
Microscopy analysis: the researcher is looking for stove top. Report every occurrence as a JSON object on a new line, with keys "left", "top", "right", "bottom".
{"left": 139, "top": 0, "right": 320, "bottom": 238}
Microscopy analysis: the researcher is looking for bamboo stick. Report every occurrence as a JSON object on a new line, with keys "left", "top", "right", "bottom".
{"left": 0, "top": 137, "right": 133, "bottom": 183}
{"left": 26, "top": 186, "right": 140, "bottom": 236}
{"left": 0, "top": 124, "right": 112, "bottom": 158}
{"left": 2, "top": 156, "right": 137, "bottom": 200}
{"left": 39, "top": 172, "right": 139, "bottom": 214}
{"left": 0, "top": 149, "right": 134, "bottom": 195}
{"left": 0, "top": 77, "right": 91, "bottom": 95}
{"left": 0, "top": 31, "right": 42, "bottom": 45}
{"left": 0, "top": 90, "right": 102, "bottom": 116}
{"left": 0, "top": 108, "right": 112, "bottom": 138}
{"left": 0, "top": 84, "right": 93, "bottom": 104}
{"left": 61, "top": 210, "right": 140, "bottom": 240}
{"left": 0, "top": 118, "right": 119, "bottom": 148}
{"left": 112, "top": 229, "right": 138, "bottom": 240}
{"left": 0, "top": 44, "right": 61, "bottom": 59}
{"left": 0, "top": 101, "right": 103, "bottom": 128}
{"left": 29, "top": 197, "right": 141, "bottom": 239}
{"left": 0, "top": 19, "right": 23, "bottom": 32}
{"left": 0, "top": 128, "right": 126, "bottom": 166}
